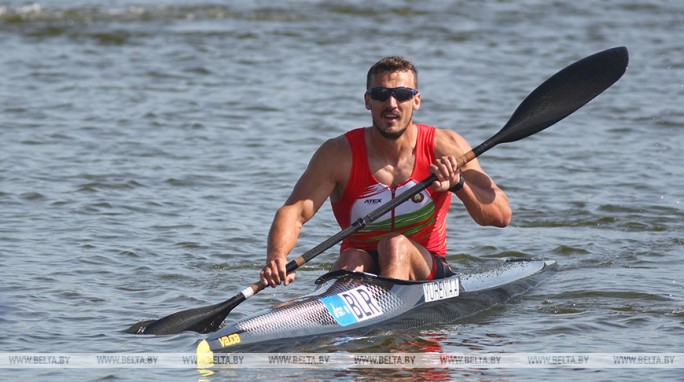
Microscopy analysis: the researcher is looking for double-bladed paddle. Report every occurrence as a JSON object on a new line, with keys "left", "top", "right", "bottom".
{"left": 127, "top": 46, "right": 628, "bottom": 335}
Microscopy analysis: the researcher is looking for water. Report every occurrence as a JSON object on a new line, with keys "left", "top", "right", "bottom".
{"left": 1, "top": 0, "right": 682, "bottom": 380}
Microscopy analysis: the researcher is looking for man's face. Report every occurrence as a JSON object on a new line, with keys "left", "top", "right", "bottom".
{"left": 365, "top": 70, "right": 421, "bottom": 140}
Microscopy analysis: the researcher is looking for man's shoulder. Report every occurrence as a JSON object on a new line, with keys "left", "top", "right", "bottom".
{"left": 431, "top": 125, "right": 465, "bottom": 140}
{"left": 310, "top": 133, "right": 352, "bottom": 187}
{"left": 416, "top": 123, "right": 456, "bottom": 137}
{"left": 431, "top": 126, "right": 470, "bottom": 156}
{"left": 315, "top": 132, "right": 352, "bottom": 159}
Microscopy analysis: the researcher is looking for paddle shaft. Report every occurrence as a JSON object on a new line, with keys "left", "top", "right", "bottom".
{"left": 250, "top": 147, "right": 478, "bottom": 295}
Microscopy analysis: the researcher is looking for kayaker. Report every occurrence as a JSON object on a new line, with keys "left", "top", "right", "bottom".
{"left": 260, "top": 56, "right": 511, "bottom": 287}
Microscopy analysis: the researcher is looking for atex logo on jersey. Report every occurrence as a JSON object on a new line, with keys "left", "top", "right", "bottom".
{"left": 321, "top": 286, "right": 383, "bottom": 327}
{"left": 422, "top": 277, "right": 460, "bottom": 302}
{"left": 363, "top": 198, "right": 383, "bottom": 204}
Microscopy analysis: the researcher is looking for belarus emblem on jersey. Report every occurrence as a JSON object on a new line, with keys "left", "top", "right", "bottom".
{"left": 411, "top": 192, "right": 425, "bottom": 203}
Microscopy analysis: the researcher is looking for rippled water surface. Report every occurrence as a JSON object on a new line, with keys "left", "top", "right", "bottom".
{"left": 1, "top": 1, "right": 683, "bottom": 380}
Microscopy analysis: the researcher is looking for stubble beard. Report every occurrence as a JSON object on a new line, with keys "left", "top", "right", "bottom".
{"left": 374, "top": 123, "right": 406, "bottom": 140}
{"left": 373, "top": 111, "right": 413, "bottom": 141}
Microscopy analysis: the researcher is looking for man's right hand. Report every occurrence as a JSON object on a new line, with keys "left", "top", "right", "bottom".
{"left": 260, "top": 257, "right": 296, "bottom": 288}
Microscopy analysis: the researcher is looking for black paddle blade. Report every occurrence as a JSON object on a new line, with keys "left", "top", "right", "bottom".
{"left": 126, "top": 294, "right": 245, "bottom": 335}
{"left": 487, "top": 46, "right": 629, "bottom": 148}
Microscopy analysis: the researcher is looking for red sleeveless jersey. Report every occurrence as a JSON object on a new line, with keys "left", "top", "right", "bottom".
{"left": 331, "top": 124, "right": 451, "bottom": 256}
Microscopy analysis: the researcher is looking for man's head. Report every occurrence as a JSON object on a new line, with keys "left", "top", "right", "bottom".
{"left": 365, "top": 56, "right": 421, "bottom": 140}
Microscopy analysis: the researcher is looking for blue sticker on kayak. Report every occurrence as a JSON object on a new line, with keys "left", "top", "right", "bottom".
{"left": 321, "top": 285, "right": 383, "bottom": 327}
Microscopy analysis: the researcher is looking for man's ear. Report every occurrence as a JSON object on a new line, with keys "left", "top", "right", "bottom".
{"left": 413, "top": 92, "right": 421, "bottom": 111}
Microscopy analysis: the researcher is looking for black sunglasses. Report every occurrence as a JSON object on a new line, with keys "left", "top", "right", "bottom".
{"left": 365, "top": 86, "right": 419, "bottom": 102}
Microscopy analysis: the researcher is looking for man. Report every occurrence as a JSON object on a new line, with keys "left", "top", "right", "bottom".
{"left": 260, "top": 56, "right": 511, "bottom": 288}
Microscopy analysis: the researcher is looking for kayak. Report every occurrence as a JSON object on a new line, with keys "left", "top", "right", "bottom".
{"left": 199, "top": 258, "right": 556, "bottom": 353}
{"left": 199, "top": 259, "right": 556, "bottom": 353}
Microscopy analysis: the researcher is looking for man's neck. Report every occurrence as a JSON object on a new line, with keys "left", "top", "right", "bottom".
{"left": 367, "top": 123, "right": 417, "bottom": 164}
